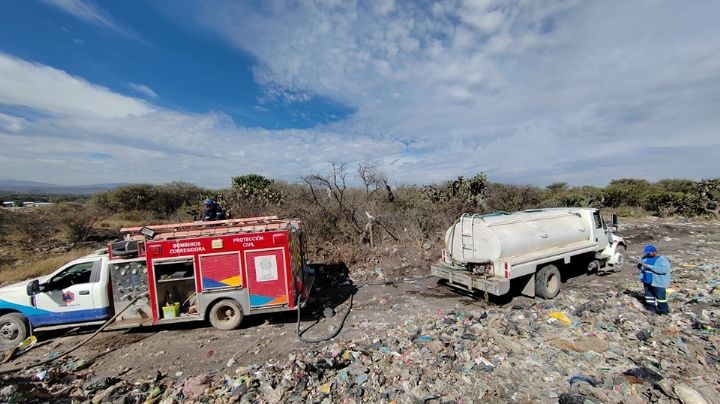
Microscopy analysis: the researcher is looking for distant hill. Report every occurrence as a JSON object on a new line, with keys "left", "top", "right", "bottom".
{"left": 0, "top": 180, "right": 126, "bottom": 195}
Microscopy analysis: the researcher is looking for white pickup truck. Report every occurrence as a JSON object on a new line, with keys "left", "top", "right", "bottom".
{"left": 0, "top": 252, "right": 116, "bottom": 347}
{"left": 432, "top": 208, "right": 627, "bottom": 299}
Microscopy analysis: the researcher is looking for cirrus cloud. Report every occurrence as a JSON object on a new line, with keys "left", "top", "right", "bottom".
{"left": 1, "top": 1, "right": 719, "bottom": 187}
{"left": 190, "top": 0, "right": 720, "bottom": 185}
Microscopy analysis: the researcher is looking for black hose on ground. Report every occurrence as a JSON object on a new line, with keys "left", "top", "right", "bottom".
{"left": 0, "top": 295, "right": 144, "bottom": 375}
{"left": 296, "top": 289, "right": 355, "bottom": 344}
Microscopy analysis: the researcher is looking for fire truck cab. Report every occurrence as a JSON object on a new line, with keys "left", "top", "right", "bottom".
{"left": 0, "top": 216, "right": 314, "bottom": 347}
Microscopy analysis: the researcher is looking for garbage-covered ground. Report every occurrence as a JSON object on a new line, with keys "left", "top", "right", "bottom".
{"left": 1, "top": 217, "right": 719, "bottom": 403}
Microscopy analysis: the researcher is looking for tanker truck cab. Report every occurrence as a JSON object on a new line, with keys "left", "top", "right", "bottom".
{"left": 432, "top": 208, "right": 626, "bottom": 300}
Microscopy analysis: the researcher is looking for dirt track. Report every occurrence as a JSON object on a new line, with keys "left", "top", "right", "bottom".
{"left": 3, "top": 217, "right": 720, "bottom": 401}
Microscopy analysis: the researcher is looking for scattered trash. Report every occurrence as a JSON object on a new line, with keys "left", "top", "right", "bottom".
{"left": 182, "top": 375, "right": 211, "bottom": 400}
{"left": 83, "top": 376, "right": 117, "bottom": 392}
{"left": 558, "top": 392, "right": 594, "bottom": 404}
{"left": 624, "top": 367, "right": 663, "bottom": 383}
{"left": 33, "top": 370, "right": 48, "bottom": 381}
{"left": 674, "top": 383, "right": 709, "bottom": 404}
{"left": 568, "top": 375, "right": 601, "bottom": 387}
{"left": 416, "top": 335, "right": 433, "bottom": 343}
{"left": 226, "top": 352, "right": 238, "bottom": 368}
{"left": 319, "top": 382, "right": 332, "bottom": 395}
{"left": 549, "top": 311, "right": 572, "bottom": 325}
{"left": 636, "top": 329, "right": 652, "bottom": 341}
{"left": 1, "top": 219, "right": 718, "bottom": 403}
{"left": 18, "top": 335, "right": 37, "bottom": 352}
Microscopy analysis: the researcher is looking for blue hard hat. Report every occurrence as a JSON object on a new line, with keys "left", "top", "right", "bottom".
{"left": 203, "top": 199, "right": 215, "bottom": 206}
{"left": 643, "top": 244, "right": 657, "bottom": 255}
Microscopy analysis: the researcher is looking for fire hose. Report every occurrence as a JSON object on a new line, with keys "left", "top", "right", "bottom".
{"left": 0, "top": 295, "right": 144, "bottom": 375}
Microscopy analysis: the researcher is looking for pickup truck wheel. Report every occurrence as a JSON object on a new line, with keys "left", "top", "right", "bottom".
{"left": 208, "top": 299, "right": 244, "bottom": 331}
{"left": 536, "top": 264, "right": 561, "bottom": 299}
{"left": 0, "top": 313, "right": 29, "bottom": 348}
{"left": 612, "top": 246, "right": 626, "bottom": 272}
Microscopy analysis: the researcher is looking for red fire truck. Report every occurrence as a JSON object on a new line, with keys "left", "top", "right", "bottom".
{"left": 0, "top": 216, "right": 314, "bottom": 346}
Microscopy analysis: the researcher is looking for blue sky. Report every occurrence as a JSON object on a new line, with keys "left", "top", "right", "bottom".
{"left": 0, "top": 0, "right": 718, "bottom": 188}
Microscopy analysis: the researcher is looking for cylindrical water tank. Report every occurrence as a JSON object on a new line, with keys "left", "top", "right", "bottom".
{"left": 445, "top": 210, "right": 590, "bottom": 263}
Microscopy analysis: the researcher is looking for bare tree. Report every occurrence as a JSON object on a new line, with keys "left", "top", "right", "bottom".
{"left": 356, "top": 161, "right": 398, "bottom": 244}
{"left": 357, "top": 160, "right": 395, "bottom": 202}
{"left": 302, "top": 163, "right": 363, "bottom": 234}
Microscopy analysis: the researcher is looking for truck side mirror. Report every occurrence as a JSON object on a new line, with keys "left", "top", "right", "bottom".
{"left": 26, "top": 280, "right": 40, "bottom": 296}
{"left": 612, "top": 213, "right": 619, "bottom": 228}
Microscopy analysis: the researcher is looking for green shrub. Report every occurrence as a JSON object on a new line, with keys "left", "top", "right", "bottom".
{"left": 485, "top": 183, "right": 543, "bottom": 212}
{"left": 657, "top": 179, "right": 696, "bottom": 193}
{"left": 604, "top": 178, "right": 652, "bottom": 207}
{"left": 220, "top": 174, "right": 284, "bottom": 218}
{"left": 93, "top": 182, "right": 207, "bottom": 219}
{"left": 643, "top": 191, "right": 687, "bottom": 216}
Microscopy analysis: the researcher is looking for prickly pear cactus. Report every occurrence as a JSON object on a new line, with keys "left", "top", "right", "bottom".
{"left": 697, "top": 178, "right": 720, "bottom": 219}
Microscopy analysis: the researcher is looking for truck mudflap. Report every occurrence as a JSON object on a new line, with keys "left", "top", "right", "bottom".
{"left": 431, "top": 264, "right": 510, "bottom": 296}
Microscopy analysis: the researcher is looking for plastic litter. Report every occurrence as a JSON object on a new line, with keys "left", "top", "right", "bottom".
{"left": 1, "top": 220, "right": 718, "bottom": 403}
{"left": 549, "top": 311, "right": 572, "bottom": 325}
{"left": 674, "top": 383, "right": 710, "bottom": 404}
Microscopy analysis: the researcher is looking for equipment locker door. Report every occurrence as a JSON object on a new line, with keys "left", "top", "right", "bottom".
{"left": 245, "top": 248, "right": 288, "bottom": 308}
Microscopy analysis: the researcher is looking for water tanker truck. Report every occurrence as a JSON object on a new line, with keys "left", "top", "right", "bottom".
{"left": 431, "top": 208, "right": 626, "bottom": 299}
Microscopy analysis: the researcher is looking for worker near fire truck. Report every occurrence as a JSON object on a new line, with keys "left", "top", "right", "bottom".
{"left": 202, "top": 199, "right": 225, "bottom": 221}
{"left": 638, "top": 244, "right": 672, "bottom": 315}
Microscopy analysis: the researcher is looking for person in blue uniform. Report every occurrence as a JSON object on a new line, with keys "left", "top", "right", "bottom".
{"left": 202, "top": 199, "right": 225, "bottom": 221}
{"left": 638, "top": 244, "right": 672, "bottom": 315}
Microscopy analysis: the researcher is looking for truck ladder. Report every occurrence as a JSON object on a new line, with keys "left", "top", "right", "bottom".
{"left": 120, "top": 216, "right": 298, "bottom": 240}
{"left": 460, "top": 214, "right": 478, "bottom": 261}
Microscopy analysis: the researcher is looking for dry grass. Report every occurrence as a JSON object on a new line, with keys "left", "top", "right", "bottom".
{"left": 0, "top": 248, "right": 95, "bottom": 285}
{"left": 97, "top": 218, "right": 146, "bottom": 230}
{"left": 97, "top": 215, "right": 178, "bottom": 231}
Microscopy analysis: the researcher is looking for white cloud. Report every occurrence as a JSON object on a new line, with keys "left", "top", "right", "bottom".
{"left": 127, "top": 82, "right": 158, "bottom": 98}
{"left": 43, "top": 0, "right": 120, "bottom": 32}
{"left": 0, "top": 52, "right": 152, "bottom": 118}
{"left": 462, "top": 9, "right": 505, "bottom": 34}
{"left": 189, "top": 0, "right": 720, "bottom": 185}
{"left": 42, "top": 0, "right": 146, "bottom": 43}
{"left": 0, "top": 110, "right": 403, "bottom": 186}
{"left": 0, "top": 53, "right": 402, "bottom": 186}
{"left": 2, "top": 1, "right": 720, "bottom": 187}
{"left": 0, "top": 113, "right": 26, "bottom": 133}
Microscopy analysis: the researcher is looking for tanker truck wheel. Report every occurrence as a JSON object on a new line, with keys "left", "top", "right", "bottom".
{"left": 208, "top": 299, "right": 244, "bottom": 330}
{"left": 536, "top": 264, "right": 561, "bottom": 299}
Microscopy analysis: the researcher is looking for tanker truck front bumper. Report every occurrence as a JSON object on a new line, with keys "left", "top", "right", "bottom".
{"left": 431, "top": 264, "right": 511, "bottom": 296}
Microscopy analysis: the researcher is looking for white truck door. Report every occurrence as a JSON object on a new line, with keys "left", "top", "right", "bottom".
{"left": 32, "top": 258, "right": 111, "bottom": 326}
{"left": 591, "top": 210, "right": 610, "bottom": 251}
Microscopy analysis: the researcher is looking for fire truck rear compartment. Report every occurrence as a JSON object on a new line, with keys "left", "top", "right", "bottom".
{"left": 153, "top": 258, "right": 199, "bottom": 320}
